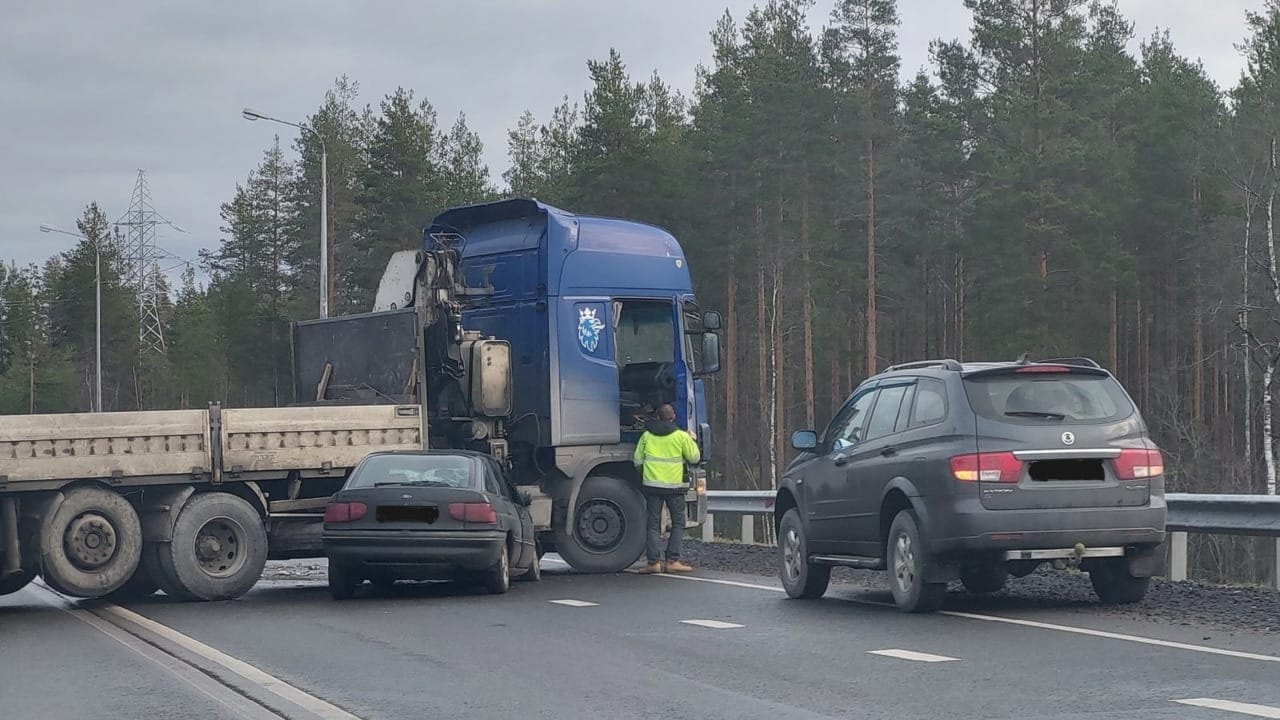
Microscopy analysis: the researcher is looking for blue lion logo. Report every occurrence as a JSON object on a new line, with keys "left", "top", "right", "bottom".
{"left": 578, "top": 307, "right": 605, "bottom": 353}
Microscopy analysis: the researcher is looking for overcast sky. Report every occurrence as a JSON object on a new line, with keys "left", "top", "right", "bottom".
{"left": 0, "top": 0, "right": 1264, "bottom": 287}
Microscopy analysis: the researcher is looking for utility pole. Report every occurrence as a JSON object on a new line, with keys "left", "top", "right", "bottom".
{"left": 39, "top": 224, "right": 103, "bottom": 412}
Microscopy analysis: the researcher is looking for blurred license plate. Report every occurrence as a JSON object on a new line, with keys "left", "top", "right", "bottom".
{"left": 377, "top": 505, "right": 438, "bottom": 523}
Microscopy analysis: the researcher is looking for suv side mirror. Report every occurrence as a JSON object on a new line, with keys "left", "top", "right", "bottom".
{"left": 702, "top": 310, "right": 722, "bottom": 331}
{"left": 791, "top": 430, "right": 818, "bottom": 451}
{"left": 519, "top": 490, "right": 533, "bottom": 507}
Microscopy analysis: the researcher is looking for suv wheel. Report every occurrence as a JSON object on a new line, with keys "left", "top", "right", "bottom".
{"left": 887, "top": 510, "right": 946, "bottom": 613}
{"left": 1088, "top": 557, "right": 1150, "bottom": 604}
{"left": 778, "top": 508, "right": 830, "bottom": 599}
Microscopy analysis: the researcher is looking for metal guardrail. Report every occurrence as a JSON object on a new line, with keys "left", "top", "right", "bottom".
{"left": 703, "top": 489, "right": 1280, "bottom": 589}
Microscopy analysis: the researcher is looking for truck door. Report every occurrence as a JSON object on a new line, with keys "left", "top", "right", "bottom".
{"left": 555, "top": 299, "right": 621, "bottom": 445}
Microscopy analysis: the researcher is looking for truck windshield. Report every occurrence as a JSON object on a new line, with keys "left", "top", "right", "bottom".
{"left": 347, "top": 454, "right": 478, "bottom": 489}
{"left": 616, "top": 302, "right": 673, "bottom": 364}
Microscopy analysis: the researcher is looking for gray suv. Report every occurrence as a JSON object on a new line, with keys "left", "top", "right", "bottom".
{"left": 775, "top": 356, "right": 1166, "bottom": 613}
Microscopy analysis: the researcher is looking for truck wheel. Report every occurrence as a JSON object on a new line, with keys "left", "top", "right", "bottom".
{"left": 778, "top": 508, "right": 830, "bottom": 599}
{"left": 486, "top": 542, "right": 511, "bottom": 594}
{"left": 960, "top": 564, "right": 1008, "bottom": 594}
{"left": 553, "top": 474, "right": 646, "bottom": 574}
{"left": 1088, "top": 557, "right": 1151, "bottom": 604}
{"left": 156, "top": 493, "right": 268, "bottom": 602}
{"left": 146, "top": 542, "right": 191, "bottom": 600}
{"left": 887, "top": 510, "right": 946, "bottom": 613}
{"left": 39, "top": 486, "right": 142, "bottom": 598}
{"left": 104, "top": 557, "right": 160, "bottom": 601}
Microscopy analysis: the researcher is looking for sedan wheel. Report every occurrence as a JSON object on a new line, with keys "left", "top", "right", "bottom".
{"left": 485, "top": 543, "right": 510, "bottom": 595}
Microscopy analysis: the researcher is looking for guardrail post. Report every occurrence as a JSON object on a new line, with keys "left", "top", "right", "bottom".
{"left": 702, "top": 513, "right": 715, "bottom": 542}
{"left": 1169, "top": 531, "right": 1188, "bottom": 582}
{"left": 742, "top": 514, "right": 754, "bottom": 545}
{"left": 1273, "top": 537, "right": 1280, "bottom": 591}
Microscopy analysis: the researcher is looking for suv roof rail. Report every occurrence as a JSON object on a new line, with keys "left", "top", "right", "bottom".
{"left": 1039, "top": 356, "right": 1103, "bottom": 369}
{"left": 884, "top": 359, "right": 963, "bottom": 373}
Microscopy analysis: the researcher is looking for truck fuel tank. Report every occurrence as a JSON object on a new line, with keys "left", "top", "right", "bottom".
{"left": 461, "top": 335, "right": 512, "bottom": 418}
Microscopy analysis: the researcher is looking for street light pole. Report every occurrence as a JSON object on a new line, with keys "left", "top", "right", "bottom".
{"left": 40, "top": 224, "right": 102, "bottom": 413}
{"left": 242, "top": 107, "right": 329, "bottom": 318}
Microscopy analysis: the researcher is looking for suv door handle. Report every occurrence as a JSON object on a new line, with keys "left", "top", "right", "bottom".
{"left": 833, "top": 453, "right": 851, "bottom": 467}
{"left": 880, "top": 447, "right": 898, "bottom": 457}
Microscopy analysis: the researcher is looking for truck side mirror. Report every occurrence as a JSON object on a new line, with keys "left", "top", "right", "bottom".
{"left": 702, "top": 311, "right": 722, "bottom": 331}
{"left": 696, "top": 332, "right": 721, "bottom": 376}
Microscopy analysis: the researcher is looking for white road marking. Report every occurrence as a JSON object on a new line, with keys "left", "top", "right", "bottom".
{"left": 101, "top": 604, "right": 362, "bottom": 720}
{"left": 940, "top": 610, "right": 1280, "bottom": 664}
{"left": 867, "top": 648, "right": 959, "bottom": 663}
{"left": 29, "top": 585, "right": 278, "bottom": 720}
{"left": 681, "top": 619, "right": 744, "bottom": 629}
{"left": 549, "top": 599, "right": 599, "bottom": 607}
{"left": 1173, "top": 698, "right": 1280, "bottom": 718}
{"left": 648, "top": 571, "right": 1280, "bottom": 664}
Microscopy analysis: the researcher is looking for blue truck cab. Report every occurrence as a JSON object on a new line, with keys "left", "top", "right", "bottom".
{"left": 428, "top": 199, "right": 722, "bottom": 572}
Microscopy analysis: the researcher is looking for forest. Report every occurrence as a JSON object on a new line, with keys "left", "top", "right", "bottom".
{"left": 4, "top": 0, "right": 1280, "bottom": 578}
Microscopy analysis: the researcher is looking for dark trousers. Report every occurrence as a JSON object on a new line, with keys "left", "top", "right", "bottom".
{"left": 645, "top": 490, "right": 685, "bottom": 564}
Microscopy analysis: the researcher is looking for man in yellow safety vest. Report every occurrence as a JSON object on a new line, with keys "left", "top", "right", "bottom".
{"left": 633, "top": 403, "right": 701, "bottom": 574}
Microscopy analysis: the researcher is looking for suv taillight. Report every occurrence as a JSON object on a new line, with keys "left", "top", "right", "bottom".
{"left": 950, "top": 452, "right": 1022, "bottom": 483}
{"left": 1113, "top": 448, "right": 1163, "bottom": 479}
{"left": 448, "top": 502, "right": 497, "bottom": 524}
{"left": 324, "top": 501, "right": 368, "bottom": 523}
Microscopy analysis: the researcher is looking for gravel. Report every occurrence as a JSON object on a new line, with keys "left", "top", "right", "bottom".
{"left": 680, "top": 540, "right": 1280, "bottom": 635}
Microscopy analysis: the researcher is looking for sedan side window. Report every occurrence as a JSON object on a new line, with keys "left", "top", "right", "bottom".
{"left": 483, "top": 462, "right": 503, "bottom": 495}
{"left": 830, "top": 389, "right": 878, "bottom": 451}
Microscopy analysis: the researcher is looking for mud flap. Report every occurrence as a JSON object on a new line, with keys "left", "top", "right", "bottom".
{"left": 1126, "top": 545, "right": 1160, "bottom": 578}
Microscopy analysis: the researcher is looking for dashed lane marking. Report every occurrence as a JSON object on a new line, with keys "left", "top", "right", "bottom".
{"left": 680, "top": 619, "right": 744, "bottom": 629}
{"left": 549, "top": 599, "right": 599, "bottom": 607}
{"left": 649, "top": 571, "right": 1280, "bottom": 665}
{"left": 1173, "top": 698, "right": 1280, "bottom": 718}
{"left": 867, "top": 648, "right": 959, "bottom": 663}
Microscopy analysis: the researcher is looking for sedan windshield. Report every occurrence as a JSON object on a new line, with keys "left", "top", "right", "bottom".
{"left": 347, "top": 454, "right": 477, "bottom": 490}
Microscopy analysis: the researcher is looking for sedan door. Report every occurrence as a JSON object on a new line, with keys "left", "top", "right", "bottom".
{"left": 481, "top": 460, "right": 522, "bottom": 555}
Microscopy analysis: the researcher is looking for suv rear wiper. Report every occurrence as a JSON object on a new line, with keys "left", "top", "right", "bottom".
{"left": 372, "top": 480, "right": 454, "bottom": 487}
{"left": 1004, "top": 410, "right": 1066, "bottom": 420}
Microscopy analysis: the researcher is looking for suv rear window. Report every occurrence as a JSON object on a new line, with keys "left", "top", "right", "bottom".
{"left": 962, "top": 370, "right": 1135, "bottom": 424}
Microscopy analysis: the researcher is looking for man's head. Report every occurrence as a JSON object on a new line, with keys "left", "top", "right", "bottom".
{"left": 658, "top": 403, "right": 676, "bottom": 422}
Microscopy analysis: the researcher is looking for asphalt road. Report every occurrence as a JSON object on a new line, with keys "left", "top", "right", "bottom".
{"left": 2, "top": 557, "right": 1279, "bottom": 720}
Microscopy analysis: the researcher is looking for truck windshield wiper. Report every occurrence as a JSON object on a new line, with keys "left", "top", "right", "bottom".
{"left": 1004, "top": 410, "right": 1066, "bottom": 420}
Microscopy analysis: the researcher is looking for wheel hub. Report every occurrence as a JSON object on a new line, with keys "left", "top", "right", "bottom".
{"left": 893, "top": 533, "right": 915, "bottom": 593}
{"left": 194, "top": 518, "right": 246, "bottom": 579}
{"left": 575, "top": 499, "right": 625, "bottom": 553}
{"left": 782, "top": 528, "right": 801, "bottom": 582}
{"left": 63, "top": 513, "right": 118, "bottom": 571}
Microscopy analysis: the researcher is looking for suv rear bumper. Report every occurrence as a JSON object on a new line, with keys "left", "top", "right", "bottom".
{"left": 928, "top": 495, "right": 1167, "bottom": 556}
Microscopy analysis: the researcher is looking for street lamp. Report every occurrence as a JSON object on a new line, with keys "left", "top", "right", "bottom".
{"left": 40, "top": 224, "right": 102, "bottom": 413}
{"left": 242, "top": 107, "right": 329, "bottom": 318}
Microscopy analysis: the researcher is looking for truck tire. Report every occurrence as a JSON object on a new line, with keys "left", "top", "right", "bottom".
{"left": 155, "top": 493, "right": 268, "bottom": 602}
{"left": 778, "top": 508, "right": 830, "bottom": 599}
{"left": 886, "top": 510, "right": 947, "bottom": 613}
{"left": 145, "top": 542, "right": 191, "bottom": 600}
{"left": 0, "top": 570, "right": 34, "bottom": 596}
{"left": 553, "top": 474, "right": 646, "bottom": 574}
{"left": 104, "top": 557, "right": 160, "bottom": 601}
{"left": 39, "top": 486, "right": 143, "bottom": 598}
{"left": 1088, "top": 557, "right": 1151, "bottom": 604}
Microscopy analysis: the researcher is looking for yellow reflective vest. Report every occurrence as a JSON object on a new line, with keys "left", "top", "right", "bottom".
{"left": 633, "top": 424, "right": 701, "bottom": 489}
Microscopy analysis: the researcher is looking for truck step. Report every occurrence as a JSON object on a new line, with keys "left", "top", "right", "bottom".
{"left": 810, "top": 554, "right": 885, "bottom": 570}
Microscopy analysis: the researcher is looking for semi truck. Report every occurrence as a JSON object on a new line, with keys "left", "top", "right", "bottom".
{"left": 0, "top": 198, "right": 722, "bottom": 601}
